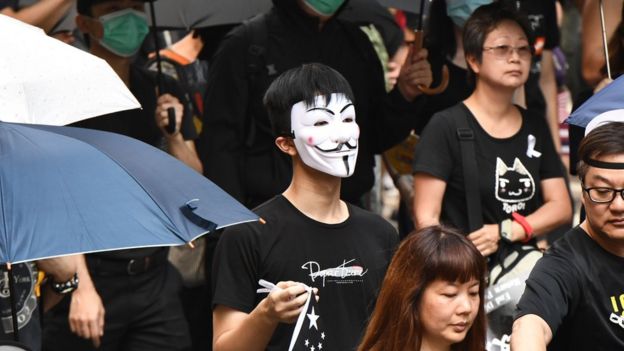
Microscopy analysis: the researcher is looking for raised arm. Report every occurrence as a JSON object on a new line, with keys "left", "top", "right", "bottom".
{"left": 511, "top": 314, "right": 552, "bottom": 351}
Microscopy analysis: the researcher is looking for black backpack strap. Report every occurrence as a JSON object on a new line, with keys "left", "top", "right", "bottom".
{"left": 453, "top": 109, "right": 483, "bottom": 233}
{"left": 242, "top": 13, "right": 269, "bottom": 149}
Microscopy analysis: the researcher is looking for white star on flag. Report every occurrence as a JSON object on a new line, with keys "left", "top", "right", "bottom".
{"left": 307, "top": 307, "right": 320, "bottom": 330}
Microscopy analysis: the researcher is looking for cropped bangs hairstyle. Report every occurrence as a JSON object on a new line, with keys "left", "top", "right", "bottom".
{"left": 263, "top": 63, "right": 355, "bottom": 138}
{"left": 358, "top": 225, "right": 487, "bottom": 351}
{"left": 462, "top": 1, "right": 534, "bottom": 84}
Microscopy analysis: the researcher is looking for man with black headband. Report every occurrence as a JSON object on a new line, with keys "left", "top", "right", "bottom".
{"left": 511, "top": 122, "right": 624, "bottom": 350}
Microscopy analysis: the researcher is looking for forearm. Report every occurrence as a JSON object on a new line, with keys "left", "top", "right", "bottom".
{"left": 511, "top": 315, "right": 551, "bottom": 351}
{"left": 514, "top": 184, "right": 572, "bottom": 241}
{"left": 539, "top": 51, "right": 561, "bottom": 152}
{"left": 213, "top": 301, "right": 279, "bottom": 351}
{"left": 12, "top": 0, "right": 74, "bottom": 33}
{"left": 166, "top": 136, "right": 203, "bottom": 173}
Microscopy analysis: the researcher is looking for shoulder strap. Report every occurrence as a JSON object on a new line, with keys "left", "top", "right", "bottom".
{"left": 453, "top": 107, "right": 483, "bottom": 232}
{"left": 242, "top": 13, "right": 269, "bottom": 149}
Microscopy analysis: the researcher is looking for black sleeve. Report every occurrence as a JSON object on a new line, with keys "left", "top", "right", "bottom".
{"left": 211, "top": 223, "right": 262, "bottom": 314}
{"left": 412, "top": 110, "right": 456, "bottom": 181}
{"left": 0, "top": 0, "right": 16, "bottom": 10}
{"left": 515, "top": 253, "right": 581, "bottom": 335}
{"left": 543, "top": 0, "right": 560, "bottom": 50}
{"left": 196, "top": 26, "right": 249, "bottom": 202}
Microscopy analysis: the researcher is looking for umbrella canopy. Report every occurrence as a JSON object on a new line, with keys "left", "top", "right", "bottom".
{"left": 0, "top": 121, "right": 258, "bottom": 264}
{"left": 566, "top": 75, "right": 624, "bottom": 133}
{"left": 147, "top": 0, "right": 271, "bottom": 30}
{"left": 0, "top": 14, "right": 140, "bottom": 125}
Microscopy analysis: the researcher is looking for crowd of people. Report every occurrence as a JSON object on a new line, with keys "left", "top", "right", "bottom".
{"left": 1, "top": 0, "right": 624, "bottom": 350}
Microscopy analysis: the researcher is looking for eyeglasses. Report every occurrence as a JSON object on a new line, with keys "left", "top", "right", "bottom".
{"left": 582, "top": 186, "right": 624, "bottom": 203}
{"left": 482, "top": 45, "right": 532, "bottom": 60}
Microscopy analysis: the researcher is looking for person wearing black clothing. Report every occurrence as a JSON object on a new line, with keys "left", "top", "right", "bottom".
{"left": 42, "top": 1, "right": 197, "bottom": 350}
{"left": 0, "top": 0, "right": 75, "bottom": 33}
{"left": 197, "top": 0, "right": 432, "bottom": 209}
{"left": 212, "top": 63, "right": 398, "bottom": 351}
{"left": 512, "top": 122, "right": 624, "bottom": 350}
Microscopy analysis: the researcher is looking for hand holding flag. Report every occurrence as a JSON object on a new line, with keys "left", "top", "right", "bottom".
{"left": 258, "top": 280, "right": 326, "bottom": 351}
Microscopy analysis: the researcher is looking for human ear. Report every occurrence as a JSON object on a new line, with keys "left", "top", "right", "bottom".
{"left": 275, "top": 136, "right": 297, "bottom": 156}
{"left": 466, "top": 54, "right": 481, "bottom": 75}
{"left": 75, "top": 14, "right": 102, "bottom": 39}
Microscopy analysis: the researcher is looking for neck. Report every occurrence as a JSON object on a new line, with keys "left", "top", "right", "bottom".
{"left": 420, "top": 337, "right": 451, "bottom": 351}
{"left": 282, "top": 161, "right": 347, "bottom": 224}
{"left": 297, "top": 0, "right": 331, "bottom": 30}
{"left": 581, "top": 220, "right": 624, "bottom": 257}
{"left": 464, "top": 81, "right": 521, "bottom": 138}
{"left": 465, "top": 80, "right": 516, "bottom": 118}
{"left": 91, "top": 44, "right": 132, "bottom": 86}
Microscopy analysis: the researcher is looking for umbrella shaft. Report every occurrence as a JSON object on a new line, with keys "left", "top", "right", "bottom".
{"left": 6, "top": 265, "right": 19, "bottom": 341}
{"left": 599, "top": 0, "right": 612, "bottom": 80}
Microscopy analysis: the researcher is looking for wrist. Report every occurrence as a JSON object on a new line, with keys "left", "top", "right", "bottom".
{"left": 49, "top": 272, "right": 79, "bottom": 295}
{"left": 512, "top": 212, "right": 533, "bottom": 243}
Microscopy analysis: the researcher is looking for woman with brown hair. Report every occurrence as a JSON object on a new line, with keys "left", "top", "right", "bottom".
{"left": 357, "top": 225, "right": 487, "bottom": 351}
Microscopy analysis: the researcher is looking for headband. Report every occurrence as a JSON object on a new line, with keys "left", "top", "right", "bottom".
{"left": 585, "top": 158, "right": 624, "bottom": 170}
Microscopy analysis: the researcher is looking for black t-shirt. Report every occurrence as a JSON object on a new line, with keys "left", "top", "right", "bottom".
{"left": 413, "top": 103, "right": 563, "bottom": 233}
{"left": 71, "top": 64, "right": 197, "bottom": 260}
{"left": 515, "top": 226, "right": 624, "bottom": 350}
{"left": 415, "top": 54, "right": 473, "bottom": 134}
{"left": 212, "top": 195, "right": 398, "bottom": 351}
{"left": 512, "top": 0, "right": 560, "bottom": 118}
{"left": 0, "top": 0, "right": 17, "bottom": 10}
{"left": 0, "top": 263, "right": 40, "bottom": 351}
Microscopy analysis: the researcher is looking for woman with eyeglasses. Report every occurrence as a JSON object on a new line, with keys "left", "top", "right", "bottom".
{"left": 412, "top": 2, "right": 571, "bottom": 269}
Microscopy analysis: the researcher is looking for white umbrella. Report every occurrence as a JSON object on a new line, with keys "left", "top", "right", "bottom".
{"left": 0, "top": 14, "right": 140, "bottom": 125}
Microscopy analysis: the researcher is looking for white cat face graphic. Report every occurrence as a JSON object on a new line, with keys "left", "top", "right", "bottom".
{"left": 494, "top": 158, "right": 535, "bottom": 203}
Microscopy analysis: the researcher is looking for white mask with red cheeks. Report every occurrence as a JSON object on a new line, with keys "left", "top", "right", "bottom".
{"left": 290, "top": 93, "right": 359, "bottom": 177}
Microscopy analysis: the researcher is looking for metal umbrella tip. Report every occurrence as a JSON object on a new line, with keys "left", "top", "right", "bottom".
{"left": 259, "top": 218, "right": 267, "bottom": 224}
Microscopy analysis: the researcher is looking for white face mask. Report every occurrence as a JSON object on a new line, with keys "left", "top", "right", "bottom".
{"left": 290, "top": 93, "right": 359, "bottom": 177}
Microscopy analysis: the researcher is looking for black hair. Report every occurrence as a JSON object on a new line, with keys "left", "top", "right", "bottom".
{"left": 462, "top": 1, "right": 534, "bottom": 83}
{"left": 263, "top": 63, "right": 355, "bottom": 137}
{"left": 577, "top": 122, "right": 624, "bottom": 180}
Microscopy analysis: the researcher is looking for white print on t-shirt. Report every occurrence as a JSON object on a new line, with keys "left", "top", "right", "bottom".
{"left": 609, "top": 313, "right": 624, "bottom": 329}
{"left": 486, "top": 334, "right": 510, "bottom": 351}
{"left": 301, "top": 259, "right": 368, "bottom": 287}
{"left": 526, "top": 135, "right": 542, "bottom": 158}
{"left": 495, "top": 158, "right": 536, "bottom": 214}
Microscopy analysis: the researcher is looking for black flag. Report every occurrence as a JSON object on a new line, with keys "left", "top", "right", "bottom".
{"left": 289, "top": 289, "right": 326, "bottom": 351}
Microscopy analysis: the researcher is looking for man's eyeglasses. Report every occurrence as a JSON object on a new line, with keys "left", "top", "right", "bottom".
{"left": 582, "top": 186, "right": 624, "bottom": 203}
{"left": 482, "top": 45, "right": 532, "bottom": 60}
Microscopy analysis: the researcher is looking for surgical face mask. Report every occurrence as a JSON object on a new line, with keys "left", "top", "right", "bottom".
{"left": 446, "top": 0, "right": 493, "bottom": 28}
{"left": 290, "top": 93, "right": 359, "bottom": 177}
{"left": 303, "top": 0, "right": 346, "bottom": 16}
{"left": 98, "top": 8, "right": 149, "bottom": 57}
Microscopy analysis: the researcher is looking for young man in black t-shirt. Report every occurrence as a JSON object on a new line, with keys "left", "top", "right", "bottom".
{"left": 211, "top": 63, "right": 398, "bottom": 351}
{"left": 512, "top": 122, "right": 624, "bottom": 350}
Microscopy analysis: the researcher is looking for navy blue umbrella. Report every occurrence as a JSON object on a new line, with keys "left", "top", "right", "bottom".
{"left": 0, "top": 121, "right": 258, "bottom": 264}
{"left": 566, "top": 75, "right": 624, "bottom": 133}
